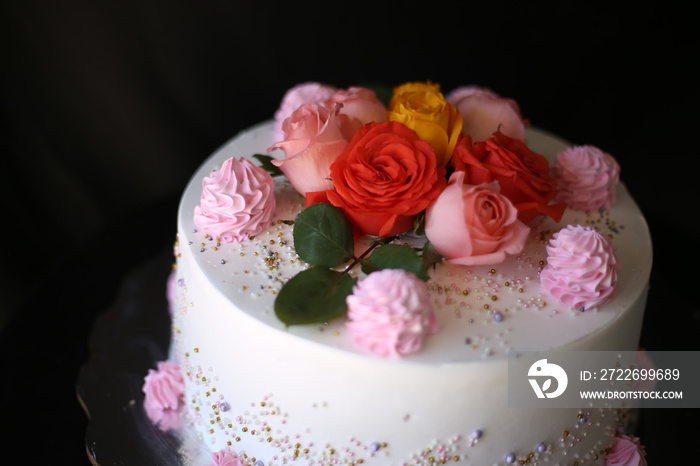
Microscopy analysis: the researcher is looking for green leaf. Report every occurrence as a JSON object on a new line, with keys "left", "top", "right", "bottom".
{"left": 274, "top": 267, "right": 356, "bottom": 326}
{"left": 252, "top": 154, "right": 284, "bottom": 177}
{"left": 421, "top": 240, "right": 444, "bottom": 270}
{"left": 361, "top": 244, "right": 430, "bottom": 281}
{"left": 293, "top": 204, "right": 355, "bottom": 268}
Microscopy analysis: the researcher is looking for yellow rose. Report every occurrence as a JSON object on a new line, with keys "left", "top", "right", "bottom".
{"left": 388, "top": 82, "right": 463, "bottom": 166}
{"left": 389, "top": 81, "right": 442, "bottom": 107}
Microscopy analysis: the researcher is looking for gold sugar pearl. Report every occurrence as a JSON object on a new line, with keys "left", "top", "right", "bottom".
{"left": 491, "top": 295, "right": 498, "bottom": 301}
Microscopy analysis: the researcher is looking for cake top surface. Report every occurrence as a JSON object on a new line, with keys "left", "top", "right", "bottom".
{"left": 177, "top": 82, "right": 652, "bottom": 364}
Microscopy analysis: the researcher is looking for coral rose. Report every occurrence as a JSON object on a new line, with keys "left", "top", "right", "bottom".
{"left": 324, "top": 86, "right": 388, "bottom": 126}
{"left": 346, "top": 268, "right": 438, "bottom": 358}
{"left": 269, "top": 103, "right": 360, "bottom": 196}
{"left": 446, "top": 86, "right": 527, "bottom": 142}
{"left": 274, "top": 81, "right": 337, "bottom": 138}
{"left": 388, "top": 82, "right": 463, "bottom": 166}
{"left": 425, "top": 173, "right": 530, "bottom": 266}
{"left": 307, "top": 121, "right": 446, "bottom": 238}
{"left": 451, "top": 132, "right": 567, "bottom": 223}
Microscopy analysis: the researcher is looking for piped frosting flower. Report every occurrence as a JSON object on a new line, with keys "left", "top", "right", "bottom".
{"left": 142, "top": 360, "right": 185, "bottom": 431}
{"left": 194, "top": 157, "right": 276, "bottom": 243}
{"left": 345, "top": 269, "right": 439, "bottom": 358}
{"left": 206, "top": 450, "right": 245, "bottom": 466}
{"left": 540, "top": 225, "right": 620, "bottom": 311}
{"left": 605, "top": 434, "right": 648, "bottom": 466}
{"left": 553, "top": 145, "right": 620, "bottom": 211}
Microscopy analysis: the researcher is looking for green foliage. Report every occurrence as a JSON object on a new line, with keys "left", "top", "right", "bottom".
{"left": 293, "top": 204, "right": 355, "bottom": 268}
{"left": 274, "top": 203, "right": 437, "bottom": 326}
{"left": 361, "top": 244, "right": 429, "bottom": 281}
{"left": 274, "top": 267, "right": 356, "bottom": 326}
{"left": 252, "top": 154, "right": 284, "bottom": 177}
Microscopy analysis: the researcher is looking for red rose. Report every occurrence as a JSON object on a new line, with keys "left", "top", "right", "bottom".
{"left": 307, "top": 121, "right": 446, "bottom": 237}
{"left": 451, "top": 132, "right": 566, "bottom": 223}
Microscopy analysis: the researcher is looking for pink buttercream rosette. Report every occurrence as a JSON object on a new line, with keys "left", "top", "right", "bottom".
{"left": 605, "top": 434, "right": 648, "bottom": 466}
{"left": 540, "top": 225, "right": 620, "bottom": 311}
{"left": 206, "top": 450, "right": 245, "bottom": 466}
{"left": 345, "top": 269, "right": 439, "bottom": 358}
{"left": 142, "top": 360, "right": 185, "bottom": 431}
{"left": 553, "top": 145, "right": 620, "bottom": 211}
{"left": 194, "top": 157, "right": 276, "bottom": 244}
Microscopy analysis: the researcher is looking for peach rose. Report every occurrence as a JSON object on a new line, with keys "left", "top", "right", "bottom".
{"left": 425, "top": 173, "right": 530, "bottom": 266}
{"left": 274, "top": 82, "right": 337, "bottom": 138}
{"left": 324, "top": 86, "right": 388, "bottom": 126}
{"left": 451, "top": 132, "right": 567, "bottom": 223}
{"left": 269, "top": 103, "right": 360, "bottom": 196}
{"left": 307, "top": 121, "right": 446, "bottom": 238}
{"left": 446, "top": 86, "right": 527, "bottom": 142}
{"left": 388, "top": 82, "right": 463, "bottom": 166}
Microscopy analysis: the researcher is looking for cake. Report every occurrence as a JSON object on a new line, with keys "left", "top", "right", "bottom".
{"left": 143, "top": 81, "right": 651, "bottom": 466}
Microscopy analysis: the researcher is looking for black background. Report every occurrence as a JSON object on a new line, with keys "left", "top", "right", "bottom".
{"left": 1, "top": 1, "right": 698, "bottom": 464}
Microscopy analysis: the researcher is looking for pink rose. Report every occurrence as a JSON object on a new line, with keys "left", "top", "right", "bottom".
{"left": 207, "top": 450, "right": 244, "bottom": 466}
{"left": 274, "top": 82, "right": 337, "bottom": 138}
{"left": 425, "top": 172, "right": 530, "bottom": 266}
{"left": 142, "top": 360, "right": 185, "bottom": 431}
{"left": 194, "top": 157, "right": 277, "bottom": 244}
{"left": 540, "top": 225, "right": 620, "bottom": 311}
{"left": 324, "top": 86, "right": 388, "bottom": 126}
{"left": 345, "top": 269, "right": 439, "bottom": 358}
{"left": 446, "top": 86, "right": 527, "bottom": 142}
{"left": 269, "top": 103, "right": 360, "bottom": 196}
{"left": 553, "top": 145, "right": 620, "bottom": 211}
{"left": 605, "top": 435, "right": 647, "bottom": 466}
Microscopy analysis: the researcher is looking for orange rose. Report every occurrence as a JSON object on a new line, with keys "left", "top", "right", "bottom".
{"left": 307, "top": 121, "right": 446, "bottom": 238}
{"left": 388, "top": 82, "right": 462, "bottom": 166}
{"left": 451, "top": 132, "right": 567, "bottom": 223}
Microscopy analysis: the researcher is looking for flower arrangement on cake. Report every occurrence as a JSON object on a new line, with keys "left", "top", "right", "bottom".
{"left": 189, "top": 80, "right": 621, "bottom": 359}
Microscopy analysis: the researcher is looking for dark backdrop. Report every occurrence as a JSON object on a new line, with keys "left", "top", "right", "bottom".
{"left": 1, "top": 1, "right": 698, "bottom": 464}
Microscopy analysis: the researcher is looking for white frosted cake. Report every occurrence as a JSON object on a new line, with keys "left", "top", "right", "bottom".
{"left": 143, "top": 82, "right": 651, "bottom": 466}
